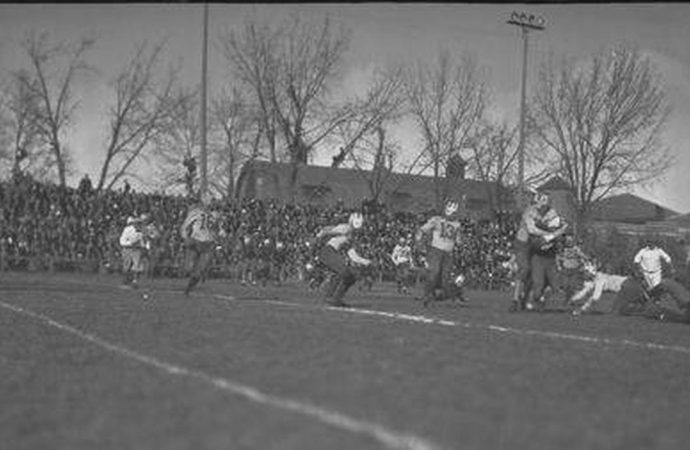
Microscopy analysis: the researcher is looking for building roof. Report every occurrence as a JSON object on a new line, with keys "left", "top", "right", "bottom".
{"left": 537, "top": 176, "right": 571, "bottom": 192}
{"left": 236, "top": 160, "right": 515, "bottom": 214}
{"left": 589, "top": 193, "right": 679, "bottom": 224}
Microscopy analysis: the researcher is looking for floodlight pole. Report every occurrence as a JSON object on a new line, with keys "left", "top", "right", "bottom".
{"left": 507, "top": 12, "right": 545, "bottom": 193}
{"left": 200, "top": 2, "right": 209, "bottom": 198}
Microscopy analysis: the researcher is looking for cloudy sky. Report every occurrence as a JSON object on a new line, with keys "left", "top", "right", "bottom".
{"left": 1, "top": 3, "right": 690, "bottom": 212}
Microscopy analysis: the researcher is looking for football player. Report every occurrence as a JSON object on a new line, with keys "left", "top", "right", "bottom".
{"left": 315, "top": 212, "right": 373, "bottom": 307}
{"left": 119, "top": 216, "right": 145, "bottom": 288}
{"left": 415, "top": 199, "right": 466, "bottom": 307}
{"left": 510, "top": 190, "right": 567, "bottom": 312}
{"left": 523, "top": 202, "right": 569, "bottom": 311}
{"left": 391, "top": 236, "right": 413, "bottom": 294}
{"left": 179, "top": 196, "right": 221, "bottom": 296}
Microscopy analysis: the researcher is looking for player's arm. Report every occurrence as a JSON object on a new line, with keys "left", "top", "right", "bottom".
{"left": 415, "top": 217, "right": 437, "bottom": 242}
{"left": 316, "top": 223, "right": 347, "bottom": 239}
{"left": 523, "top": 210, "right": 549, "bottom": 237}
{"left": 347, "top": 248, "right": 372, "bottom": 266}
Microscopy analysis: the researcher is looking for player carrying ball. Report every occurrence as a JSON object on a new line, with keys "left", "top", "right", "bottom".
{"left": 180, "top": 196, "right": 223, "bottom": 296}
{"left": 415, "top": 199, "right": 466, "bottom": 307}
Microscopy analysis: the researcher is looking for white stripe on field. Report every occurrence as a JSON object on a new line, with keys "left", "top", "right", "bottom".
{"left": 0, "top": 300, "right": 442, "bottom": 450}
{"left": 212, "top": 294, "right": 690, "bottom": 355}
{"left": 16, "top": 276, "right": 690, "bottom": 356}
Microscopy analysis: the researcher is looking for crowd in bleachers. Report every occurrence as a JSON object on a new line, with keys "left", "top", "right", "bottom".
{"left": 0, "top": 173, "right": 519, "bottom": 289}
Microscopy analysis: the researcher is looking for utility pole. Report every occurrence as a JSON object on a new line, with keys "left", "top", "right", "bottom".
{"left": 507, "top": 11, "right": 545, "bottom": 196}
{"left": 199, "top": 2, "right": 209, "bottom": 198}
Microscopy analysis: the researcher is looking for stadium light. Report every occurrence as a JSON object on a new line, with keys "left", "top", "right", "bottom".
{"left": 507, "top": 11, "right": 546, "bottom": 195}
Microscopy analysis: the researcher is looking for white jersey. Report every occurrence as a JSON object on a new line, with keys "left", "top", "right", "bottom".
{"left": 634, "top": 247, "right": 671, "bottom": 273}
{"left": 391, "top": 244, "right": 412, "bottom": 265}
{"left": 180, "top": 207, "right": 216, "bottom": 243}
{"left": 419, "top": 216, "right": 461, "bottom": 252}
{"left": 119, "top": 224, "right": 144, "bottom": 248}
{"left": 634, "top": 246, "right": 671, "bottom": 289}
{"left": 323, "top": 223, "right": 353, "bottom": 251}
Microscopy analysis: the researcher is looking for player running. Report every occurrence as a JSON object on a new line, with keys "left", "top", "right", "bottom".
{"left": 315, "top": 212, "right": 373, "bottom": 307}
{"left": 179, "top": 197, "right": 222, "bottom": 296}
{"left": 414, "top": 199, "right": 466, "bottom": 307}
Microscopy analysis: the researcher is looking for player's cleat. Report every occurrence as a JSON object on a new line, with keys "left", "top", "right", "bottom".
{"left": 524, "top": 301, "right": 536, "bottom": 311}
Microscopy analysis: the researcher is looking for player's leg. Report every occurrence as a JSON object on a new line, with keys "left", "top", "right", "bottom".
{"left": 121, "top": 248, "right": 134, "bottom": 286}
{"left": 526, "top": 254, "right": 546, "bottom": 311}
{"left": 511, "top": 241, "right": 530, "bottom": 311}
{"left": 185, "top": 243, "right": 205, "bottom": 295}
{"left": 318, "top": 246, "right": 347, "bottom": 304}
{"left": 421, "top": 248, "right": 442, "bottom": 306}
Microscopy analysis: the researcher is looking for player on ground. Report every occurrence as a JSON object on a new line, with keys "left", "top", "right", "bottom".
{"left": 180, "top": 196, "right": 222, "bottom": 296}
{"left": 315, "top": 212, "right": 373, "bottom": 307}
{"left": 415, "top": 199, "right": 466, "bottom": 307}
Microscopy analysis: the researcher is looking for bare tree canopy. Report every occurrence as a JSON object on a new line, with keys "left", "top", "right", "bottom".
{"left": 0, "top": 71, "right": 44, "bottom": 179}
{"left": 148, "top": 86, "right": 200, "bottom": 195}
{"left": 96, "top": 41, "right": 183, "bottom": 192}
{"left": 530, "top": 45, "right": 673, "bottom": 220}
{"left": 208, "top": 87, "right": 256, "bottom": 199}
{"left": 403, "top": 49, "right": 489, "bottom": 206}
{"left": 17, "top": 31, "right": 96, "bottom": 186}
{"left": 221, "top": 14, "right": 351, "bottom": 164}
{"left": 330, "top": 66, "right": 406, "bottom": 169}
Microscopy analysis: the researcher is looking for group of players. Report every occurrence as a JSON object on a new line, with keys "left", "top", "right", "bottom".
{"left": 117, "top": 191, "right": 690, "bottom": 321}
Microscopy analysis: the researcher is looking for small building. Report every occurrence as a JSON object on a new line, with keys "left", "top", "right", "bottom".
{"left": 235, "top": 160, "right": 516, "bottom": 219}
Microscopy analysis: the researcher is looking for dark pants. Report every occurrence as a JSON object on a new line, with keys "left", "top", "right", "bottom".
{"left": 513, "top": 240, "right": 532, "bottom": 305}
{"left": 319, "top": 246, "right": 357, "bottom": 304}
{"left": 395, "top": 263, "right": 412, "bottom": 293}
{"left": 528, "top": 251, "right": 558, "bottom": 306}
{"left": 184, "top": 240, "right": 215, "bottom": 294}
{"left": 560, "top": 267, "right": 583, "bottom": 303}
{"left": 424, "top": 247, "right": 455, "bottom": 302}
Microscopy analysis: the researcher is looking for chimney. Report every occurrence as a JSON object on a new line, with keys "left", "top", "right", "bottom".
{"left": 446, "top": 149, "right": 467, "bottom": 180}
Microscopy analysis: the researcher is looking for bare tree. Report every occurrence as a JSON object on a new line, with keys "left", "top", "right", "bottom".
{"left": 208, "top": 87, "right": 256, "bottom": 199}
{"left": 148, "top": 86, "right": 200, "bottom": 195}
{"left": 403, "top": 49, "right": 489, "bottom": 207}
{"left": 529, "top": 45, "right": 673, "bottom": 223}
{"left": 221, "top": 14, "right": 351, "bottom": 164}
{"left": 330, "top": 66, "right": 406, "bottom": 168}
{"left": 17, "top": 31, "right": 96, "bottom": 186}
{"left": 0, "top": 71, "right": 44, "bottom": 179}
{"left": 96, "top": 41, "right": 183, "bottom": 191}
{"left": 221, "top": 20, "right": 280, "bottom": 162}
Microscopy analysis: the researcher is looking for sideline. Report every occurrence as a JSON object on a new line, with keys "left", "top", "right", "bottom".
{"left": 0, "top": 298, "right": 442, "bottom": 450}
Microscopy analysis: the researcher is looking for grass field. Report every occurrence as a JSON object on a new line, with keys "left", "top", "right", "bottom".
{"left": 1, "top": 271, "right": 689, "bottom": 450}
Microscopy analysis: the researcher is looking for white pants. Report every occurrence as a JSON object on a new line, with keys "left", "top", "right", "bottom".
{"left": 641, "top": 270, "right": 662, "bottom": 290}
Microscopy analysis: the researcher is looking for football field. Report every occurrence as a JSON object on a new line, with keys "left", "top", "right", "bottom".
{"left": 1, "top": 272, "right": 689, "bottom": 450}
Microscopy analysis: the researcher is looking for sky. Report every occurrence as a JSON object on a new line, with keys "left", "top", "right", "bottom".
{"left": 1, "top": 3, "right": 690, "bottom": 212}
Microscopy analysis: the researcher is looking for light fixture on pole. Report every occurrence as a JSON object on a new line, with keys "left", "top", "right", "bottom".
{"left": 507, "top": 11, "right": 545, "bottom": 195}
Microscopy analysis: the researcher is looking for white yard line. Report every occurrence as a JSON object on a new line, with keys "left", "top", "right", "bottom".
{"left": 0, "top": 299, "right": 442, "bottom": 450}
{"left": 212, "top": 294, "right": 690, "bottom": 355}
{"left": 11, "top": 275, "right": 690, "bottom": 356}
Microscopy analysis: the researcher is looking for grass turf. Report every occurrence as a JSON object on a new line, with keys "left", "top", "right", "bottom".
{"left": 1, "top": 271, "right": 689, "bottom": 450}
